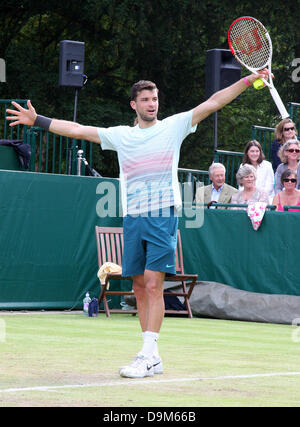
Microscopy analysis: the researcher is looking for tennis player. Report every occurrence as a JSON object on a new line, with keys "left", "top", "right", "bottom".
{"left": 6, "top": 69, "right": 268, "bottom": 378}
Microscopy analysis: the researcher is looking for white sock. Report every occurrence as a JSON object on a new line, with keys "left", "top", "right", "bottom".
{"left": 142, "top": 332, "right": 160, "bottom": 358}
{"left": 153, "top": 341, "right": 160, "bottom": 359}
{"left": 140, "top": 331, "right": 159, "bottom": 359}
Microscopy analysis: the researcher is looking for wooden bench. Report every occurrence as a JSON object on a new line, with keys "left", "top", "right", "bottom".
{"left": 95, "top": 226, "right": 198, "bottom": 318}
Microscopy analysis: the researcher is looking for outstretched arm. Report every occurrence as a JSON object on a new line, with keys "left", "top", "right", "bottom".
{"left": 192, "top": 70, "right": 269, "bottom": 126}
{"left": 6, "top": 100, "right": 101, "bottom": 144}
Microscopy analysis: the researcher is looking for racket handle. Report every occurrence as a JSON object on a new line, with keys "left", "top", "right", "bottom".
{"left": 269, "top": 87, "right": 289, "bottom": 119}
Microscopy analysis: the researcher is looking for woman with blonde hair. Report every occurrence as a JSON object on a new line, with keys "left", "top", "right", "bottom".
{"left": 274, "top": 139, "right": 300, "bottom": 194}
{"left": 271, "top": 118, "right": 299, "bottom": 171}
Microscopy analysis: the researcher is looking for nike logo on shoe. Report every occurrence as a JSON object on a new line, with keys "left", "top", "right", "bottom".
{"left": 152, "top": 358, "right": 163, "bottom": 374}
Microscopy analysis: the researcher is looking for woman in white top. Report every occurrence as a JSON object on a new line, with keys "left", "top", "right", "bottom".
{"left": 238, "top": 140, "right": 274, "bottom": 203}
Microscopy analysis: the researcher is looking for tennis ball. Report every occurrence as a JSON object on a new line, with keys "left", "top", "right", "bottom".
{"left": 253, "top": 79, "right": 264, "bottom": 90}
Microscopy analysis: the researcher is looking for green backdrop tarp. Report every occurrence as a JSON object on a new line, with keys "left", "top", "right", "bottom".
{"left": 0, "top": 170, "right": 299, "bottom": 310}
{"left": 0, "top": 146, "right": 22, "bottom": 171}
{"left": 0, "top": 171, "right": 122, "bottom": 310}
{"left": 179, "top": 209, "right": 300, "bottom": 296}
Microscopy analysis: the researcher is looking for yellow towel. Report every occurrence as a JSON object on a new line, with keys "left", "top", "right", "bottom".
{"left": 97, "top": 262, "right": 122, "bottom": 289}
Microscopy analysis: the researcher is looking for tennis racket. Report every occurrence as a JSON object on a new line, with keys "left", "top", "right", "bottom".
{"left": 228, "top": 16, "right": 289, "bottom": 119}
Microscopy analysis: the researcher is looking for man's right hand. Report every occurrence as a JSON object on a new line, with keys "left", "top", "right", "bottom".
{"left": 6, "top": 100, "right": 37, "bottom": 127}
{"left": 6, "top": 99, "right": 101, "bottom": 144}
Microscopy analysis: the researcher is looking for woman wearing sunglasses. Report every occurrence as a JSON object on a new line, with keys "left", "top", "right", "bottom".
{"left": 272, "top": 169, "right": 300, "bottom": 211}
{"left": 271, "top": 118, "right": 299, "bottom": 172}
{"left": 274, "top": 139, "right": 300, "bottom": 194}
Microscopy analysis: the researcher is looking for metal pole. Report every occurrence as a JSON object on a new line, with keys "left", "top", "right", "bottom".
{"left": 73, "top": 88, "right": 78, "bottom": 122}
{"left": 77, "top": 149, "right": 83, "bottom": 176}
{"left": 67, "top": 88, "right": 79, "bottom": 175}
{"left": 213, "top": 111, "right": 218, "bottom": 157}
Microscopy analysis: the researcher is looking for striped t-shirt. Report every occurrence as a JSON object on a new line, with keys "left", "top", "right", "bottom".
{"left": 97, "top": 110, "right": 197, "bottom": 216}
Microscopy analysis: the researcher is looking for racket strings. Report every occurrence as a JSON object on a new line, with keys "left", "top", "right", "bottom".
{"left": 229, "top": 19, "right": 270, "bottom": 69}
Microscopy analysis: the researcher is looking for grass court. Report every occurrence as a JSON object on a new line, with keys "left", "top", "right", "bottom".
{"left": 0, "top": 312, "right": 299, "bottom": 407}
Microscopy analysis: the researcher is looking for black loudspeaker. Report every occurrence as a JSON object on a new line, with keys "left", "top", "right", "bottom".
{"left": 59, "top": 40, "right": 85, "bottom": 88}
{"left": 205, "top": 49, "right": 241, "bottom": 99}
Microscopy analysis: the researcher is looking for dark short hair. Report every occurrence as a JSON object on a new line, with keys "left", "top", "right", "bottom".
{"left": 130, "top": 80, "right": 158, "bottom": 101}
{"left": 281, "top": 168, "right": 297, "bottom": 185}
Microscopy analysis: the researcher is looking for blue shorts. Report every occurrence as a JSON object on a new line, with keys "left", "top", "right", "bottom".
{"left": 122, "top": 207, "right": 178, "bottom": 277}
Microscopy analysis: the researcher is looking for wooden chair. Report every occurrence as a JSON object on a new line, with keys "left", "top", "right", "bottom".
{"left": 95, "top": 226, "right": 198, "bottom": 318}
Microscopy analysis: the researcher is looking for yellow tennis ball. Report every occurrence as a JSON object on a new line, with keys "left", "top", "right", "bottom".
{"left": 253, "top": 79, "right": 264, "bottom": 90}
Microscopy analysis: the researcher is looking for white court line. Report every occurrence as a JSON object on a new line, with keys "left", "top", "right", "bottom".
{"left": 1, "top": 371, "right": 300, "bottom": 394}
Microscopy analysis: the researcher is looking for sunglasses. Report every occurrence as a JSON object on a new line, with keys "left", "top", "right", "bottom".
{"left": 283, "top": 178, "right": 297, "bottom": 183}
{"left": 283, "top": 126, "right": 295, "bottom": 131}
{"left": 287, "top": 149, "right": 300, "bottom": 153}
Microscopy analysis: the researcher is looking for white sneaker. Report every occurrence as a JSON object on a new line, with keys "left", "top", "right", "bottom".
{"left": 119, "top": 355, "right": 154, "bottom": 378}
{"left": 152, "top": 355, "right": 163, "bottom": 374}
{"left": 120, "top": 355, "right": 163, "bottom": 376}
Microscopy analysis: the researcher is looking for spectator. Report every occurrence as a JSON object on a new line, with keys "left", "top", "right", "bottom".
{"left": 239, "top": 140, "right": 274, "bottom": 203}
{"left": 195, "top": 162, "right": 237, "bottom": 208}
{"left": 272, "top": 169, "right": 300, "bottom": 211}
{"left": 274, "top": 139, "right": 300, "bottom": 194}
{"left": 231, "top": 164, "right": 269, "bottom": 209}
{"left": 271, "top": 118, "right": 299, "bottom": 172}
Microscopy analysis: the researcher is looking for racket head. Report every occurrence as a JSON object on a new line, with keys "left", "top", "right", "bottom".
{"left": 228, "top": 16, "right": 271, "bottom": 70}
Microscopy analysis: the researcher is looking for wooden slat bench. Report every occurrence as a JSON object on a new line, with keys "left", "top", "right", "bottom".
{"left": 95, "top": 226, "right": 198, "bottom": 318}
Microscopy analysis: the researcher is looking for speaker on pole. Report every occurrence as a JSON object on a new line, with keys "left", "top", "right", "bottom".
{"left": 205, "top": 49, "right": 241, "bottom": 153}
{"left": 205, "top": 49, "right": 241, "bottom": 99}
{"left": 59, "top": 40, "right": 85, "bottom": 88}
{"left": 58, "top": 40, "right": 86, "bottom": 175}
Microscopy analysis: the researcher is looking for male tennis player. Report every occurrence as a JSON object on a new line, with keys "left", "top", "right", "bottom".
{"left": 6, "top": 69, "right": 268, "bottom": 378}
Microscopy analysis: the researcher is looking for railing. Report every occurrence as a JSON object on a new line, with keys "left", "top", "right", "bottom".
{"left": 214, "top": 150, "right": 243, "bottom": 187}
{"left": 26, "top": 127, "right": 94, "bottom": 174}
{"left": 183, "top": 202, "right": 277, "bottom": 211}
{"left": 288, "top": 102, "right": 300, "bottom": 132}
{"left": 197, "top": 202, "right": 276, "bottom": 210}
{"left": 178, "top": 167, "right": 209, "bottom": 185}
{"left": 251, "top": 125, "right": 275, "bottom": 160}
{"left": 283, "top": 205, "right": 300, "bottom": 211}
{"left": 0, "top": 99, "right": 28, "bottom": 140}
{"left": 178, "top": 168, "right": 210, "bottom": 202}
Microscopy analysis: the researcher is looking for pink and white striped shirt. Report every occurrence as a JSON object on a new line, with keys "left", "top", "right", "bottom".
{"left": 97, "top": 110, "right": 197, "bottom": 215}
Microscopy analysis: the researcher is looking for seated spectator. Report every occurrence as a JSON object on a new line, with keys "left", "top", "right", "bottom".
{"left": 274, "top": 139, "right": 300, "bottom": 194}
{"left": 272, "top": 169, "right": 300, "bottom": 212}
{"left": 239, "top": 140, "right": 274, "bottom": 203}
{"left": 271, "top": 118, "right": 299, "bottom": 172}
{"left": 195, "top": 162, "right": 238, "bottom": 208}
{"left": 231, "top": 164, "right": 269, "bottom": 209}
